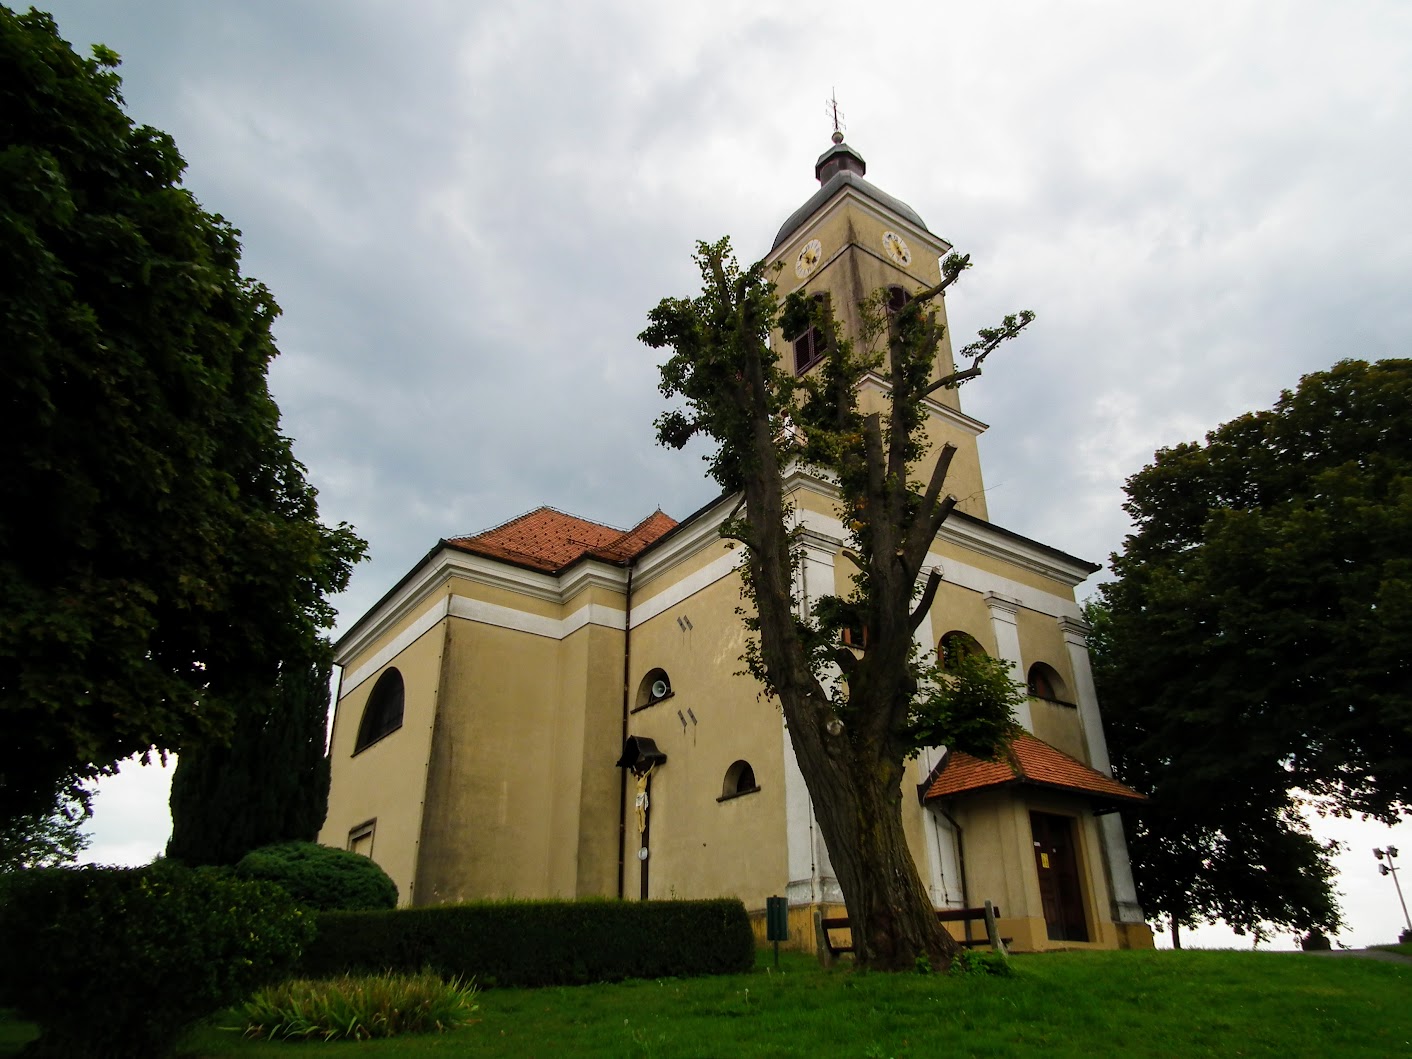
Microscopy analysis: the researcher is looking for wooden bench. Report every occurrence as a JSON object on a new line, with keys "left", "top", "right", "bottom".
{"left": 817, "top": 902, "right": 1011, "bottom": 961}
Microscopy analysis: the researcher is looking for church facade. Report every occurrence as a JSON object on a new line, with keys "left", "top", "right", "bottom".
{"left": 320, "top": 139, "right": 1154, "bottom": 952}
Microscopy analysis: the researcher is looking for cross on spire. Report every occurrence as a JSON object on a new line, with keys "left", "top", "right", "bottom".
{"left": 826, "top": 89, "right": 845, "bottom": 144}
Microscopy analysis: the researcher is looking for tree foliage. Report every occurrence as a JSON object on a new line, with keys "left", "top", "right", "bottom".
{"left": 0, "top": 788, "right": 88, "bottom": 873}
{"left": 642, "top": 238, "right": 1031, "bottom": 969}
{"left": 0, "top": 861, "right": 312, "bottom": 1058}
{"left": 1092, "top": 358, "right": 1412, "bottom": 940}
{"left": 0, "top": 7, "right": 365, "bottom": 821}
{"left": 234, "top": 841, "right": 398, "bottom": 912}
{"left": 167, "top": 652, "right": 334, "bottom": 866}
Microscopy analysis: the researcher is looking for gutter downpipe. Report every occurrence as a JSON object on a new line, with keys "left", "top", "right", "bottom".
{"left": 616, "top": 562, "right": 633, "bottom": 899}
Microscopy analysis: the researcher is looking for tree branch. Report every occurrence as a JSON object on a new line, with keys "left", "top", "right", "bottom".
{"left": 900, "top": 443, "right": 957, "bottom": 574}
{"left": 924, "top": 366, "right": 982, "bottom": 395}
{"left": 832, "top": 647, "right": 859, "bottom": 678}
{"left": 926, "top": 311, "right": 1035, "bottom": 395}
{"left": 908, "top": 569, "right": 942, "bottom": 633}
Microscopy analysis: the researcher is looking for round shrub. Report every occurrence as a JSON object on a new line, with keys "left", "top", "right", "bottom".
{"left": 0, "top": 861, "right": 312, "bottom": 1058}
{"left": 236, "top": 841, "right": 398, "bottom": 911}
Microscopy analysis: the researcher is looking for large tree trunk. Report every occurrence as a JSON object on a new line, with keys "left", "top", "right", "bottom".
{"left": 740, "top": 453, "right": 958, "bottom": 970}
{"left": 784, "top": 697, "right": 961, "bottom": 969}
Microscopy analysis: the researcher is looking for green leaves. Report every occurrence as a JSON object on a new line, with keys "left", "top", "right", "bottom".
{"left": 0, "top": 7, "right": 367, "bottom": 821}
{"left": 1095, "top": 358, "right": 1412, "bottom": 938}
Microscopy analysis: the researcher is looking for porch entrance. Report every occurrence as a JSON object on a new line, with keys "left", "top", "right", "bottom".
{"left": 1030, "top": 811, "right": 1088, "bottom": 942}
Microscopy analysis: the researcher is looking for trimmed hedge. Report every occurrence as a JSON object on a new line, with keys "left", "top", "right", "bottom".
{"left": 0, "top": 862, "right": 312, "bottom": 1058}
{"left": 301, "top": 898, "right": 755, "bottom": 987}
{"left": 235, "top": 841, "right": 398, "bottom": 911}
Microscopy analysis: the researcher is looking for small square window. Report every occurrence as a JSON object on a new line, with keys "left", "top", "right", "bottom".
{"left": 348, "top": 820, "right": 376, "bottom": 858}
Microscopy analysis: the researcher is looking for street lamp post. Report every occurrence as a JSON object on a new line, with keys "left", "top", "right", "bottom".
{"left": 1373, "top": 846, "right": 1412, "bottom": 936}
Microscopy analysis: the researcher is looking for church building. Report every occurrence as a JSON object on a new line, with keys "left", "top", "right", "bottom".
{"left": 320, "top": 137, "right": 1154, "bottom": 952}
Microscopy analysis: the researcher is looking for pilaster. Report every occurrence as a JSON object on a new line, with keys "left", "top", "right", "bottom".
{"left": 1058, "top": 615, "right": 1145, "bottom": 924}
{"left": 984, "top": 592, "right": 1033, "bottom": 732}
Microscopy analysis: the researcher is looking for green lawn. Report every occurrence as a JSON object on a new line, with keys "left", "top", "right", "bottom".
{"left": 4, "top": 948, "right": 1409, "bottom": 1058}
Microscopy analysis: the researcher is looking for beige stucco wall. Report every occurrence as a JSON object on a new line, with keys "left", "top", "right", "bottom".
{"left": 766, "top": 193, "right": 991, "bottom": 521}
{"left": 414, "top": 617, "right": 576, "bottom": 902}
{"left": 621, "top": 573, "right": 788, "bottom": 906}
{"left": 321, "top": 615, "right": 446, "bottom": 905}
{"left": 935, "top": 788, "right": 1136, "bottom": 953}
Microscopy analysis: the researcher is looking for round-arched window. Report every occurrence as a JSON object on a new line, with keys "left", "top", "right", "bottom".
{"left": 354, "top": 668, "right": 405, "bottom": 753}
{"left": 938, "top": 631, "right": 985, "bottom": 671}
{"left": 1027, "top": 662, "right": 1071, "bottom": 704}
{"left": 634, "top": 667, "right": 673, "bottom": 710}
{"left": 720, "top": 759, "right": 759, "bottom": 800}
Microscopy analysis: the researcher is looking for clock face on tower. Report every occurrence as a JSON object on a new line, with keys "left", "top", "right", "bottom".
{"left": 882, "top": 230, "right": 911, "bottom": 267}
{"left": 795, "top": 238, "right": 823, "bottom": 279}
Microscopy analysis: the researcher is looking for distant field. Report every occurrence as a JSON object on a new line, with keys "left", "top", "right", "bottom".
{"left": 5, "top": 947, "right": 1409, "bottom": 1058}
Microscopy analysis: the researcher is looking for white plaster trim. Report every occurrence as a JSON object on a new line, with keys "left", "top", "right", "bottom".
{"left": 336, "top": 546, "right": 565, "bottom": 669}
{"left": 340, "top": 595, "right": 626, "bottom": 700}
{"left": 630, "top": 547, "right": 743, "bottom": 627}
{"left": 340, "top": 596, "right": 449, "bottom": 698}
{"left": 938, "top": 518, "right": 1098, "bottom": 589}
{"left": 630, "top": 492, "right": 740, "bottom": 591}
{"left": 559, "top": 559, "right": 629, "bottom": 599}
{"left": 856, "top": 375, "right": 989, "bottom": 438}
{"left": 448, "top": 595, "right": 607, "bottom": 640}
{"left": 790, "top": 503, "right": 1087, "bottom": 621}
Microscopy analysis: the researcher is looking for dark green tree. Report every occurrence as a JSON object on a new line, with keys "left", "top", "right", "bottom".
{"left": 642, "top": 238, "right": 1031, "bottom": 970}
{"left": 167, "top": 651, "right": 334, "bottom": 866}
{"left": 1092, "top": 358, "right": 1412, "bottom": 941}
{"left": 1088, "top": 601, "right": 1341, "bottom": 946}
{"left": 0, "top": 7, "right": 366, "bottom": 822}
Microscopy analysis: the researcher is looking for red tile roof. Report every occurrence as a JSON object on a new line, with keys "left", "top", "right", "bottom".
{"left": 446, "top": 507, "right": 678, "bottom": 573}
{"left": 922, "top": 730, "right": 1145, "bottom": 805}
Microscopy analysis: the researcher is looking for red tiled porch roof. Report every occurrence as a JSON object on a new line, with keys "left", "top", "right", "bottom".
{"left": 921, "top": 730, "right": 1145, "bottom": 805}
{"left": 447, "top": 506, "right": 678, "bottom": 573}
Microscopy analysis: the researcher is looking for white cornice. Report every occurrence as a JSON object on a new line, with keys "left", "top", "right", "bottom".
{"left": 937, "top": 516, "right": 1097, "bottom": 588}
{"left": 339, "top": 592, "right": 630, "bottom": 699}
{"left": 560, "top": 558, "right": 629, "bottom": 599}
{"left": 856, "top": 375, "right": 989, "bottom": 437}
{"left": 630, "top": 492, "right": 739, "bottom": 591}
{"left": 336, "top": 545, "right": 617, "bottom": 673}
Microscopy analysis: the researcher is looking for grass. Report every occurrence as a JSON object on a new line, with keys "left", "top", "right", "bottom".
{"left": 1372, "top": 941, "right": 1412, "bottom": 958}
{"left": 4, "top": 947, "right": 1409, "bottom": 1058}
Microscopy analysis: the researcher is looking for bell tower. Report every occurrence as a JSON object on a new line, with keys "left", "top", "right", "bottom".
{"left": 765, "top": 135, "right": 992, "bottom": 520}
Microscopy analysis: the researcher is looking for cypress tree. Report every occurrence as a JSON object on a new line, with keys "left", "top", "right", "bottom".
{"left": 167, "top": 649, "right": 333, "bottom": 866}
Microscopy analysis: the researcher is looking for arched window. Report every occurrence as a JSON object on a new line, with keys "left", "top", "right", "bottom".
{"left": 354, "top": 668, "right": 404, "bottom": 753}
{"left": 719, "top": 759, "right": 760, "bottom": 801}
{"left": 791, "top": 292, "right": 832, "bottom": 374}
{"left": 633, "top": 667, "right": 672, "bottom": 712}
{"left": 885, "top": 285, "right": 912, "bottom": 315}
{"left": 938, "top": 631, "right": 985, "bottom": 671}
{"left": 1027, "top": 662, "right": 1072, "bottom": 704}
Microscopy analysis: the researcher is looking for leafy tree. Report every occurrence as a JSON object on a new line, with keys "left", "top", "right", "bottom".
{"left": 167, "top": 651, "right": 334, "bottom": 866}
{"left": 1088, "top": 601, "right": 1341, "bottom": 946}
{"left": 641, "top": 238, "right": 1032, "bottom": 970}
{"left": 0, "top": 7, "right": 365, "bottom": 822}
{"left": 1092, "top": 358, "right": 1412, "bottom": 941}
{"left": 0, "top": 788, "right": 88, "bottom": 873}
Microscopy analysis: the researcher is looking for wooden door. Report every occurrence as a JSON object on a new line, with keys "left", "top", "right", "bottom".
{"left": 1030, "top": 811, "right": 1089, "bottom": 942}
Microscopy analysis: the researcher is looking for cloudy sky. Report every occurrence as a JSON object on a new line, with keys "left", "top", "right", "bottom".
{"left": 36, "top": 0, "right": 1412, "bottom": 948}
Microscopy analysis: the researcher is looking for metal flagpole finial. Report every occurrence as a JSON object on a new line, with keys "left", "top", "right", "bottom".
{"left": 826, "top": 89, "right": 845, "bottom": 144}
